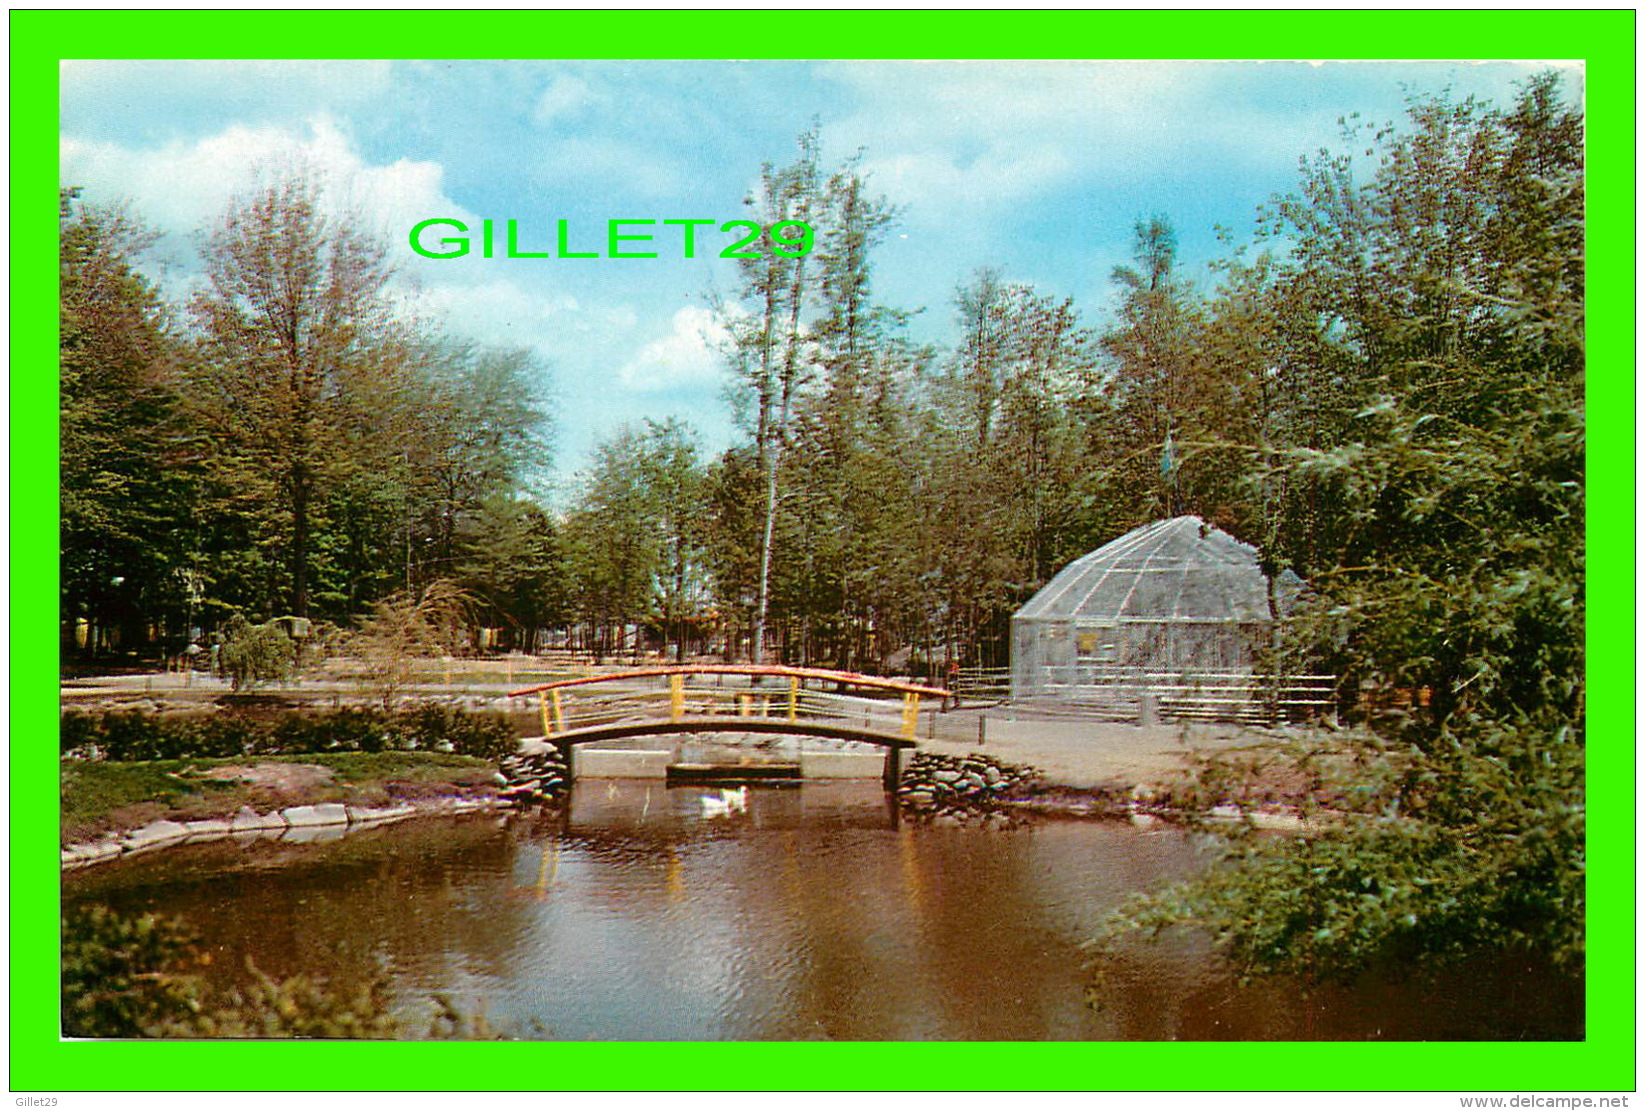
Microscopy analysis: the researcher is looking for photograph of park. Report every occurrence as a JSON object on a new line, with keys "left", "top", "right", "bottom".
{"left": 33, "top": 19, "right": 1621, "bottom": 1092}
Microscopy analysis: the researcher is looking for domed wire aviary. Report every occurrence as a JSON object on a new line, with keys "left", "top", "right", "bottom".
{"left": 1010, "top": 516, "right": 1327, "bottom": 720}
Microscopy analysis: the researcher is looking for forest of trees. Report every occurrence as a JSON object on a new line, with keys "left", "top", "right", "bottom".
{"left": 60, "top": 176, "right": 556, "bottom": 657}
{"left": 552, "top": 74, "right": 1584, "bottom": 701}
{"left": 63, "top": 74, "right": 1582, "bottom": 690}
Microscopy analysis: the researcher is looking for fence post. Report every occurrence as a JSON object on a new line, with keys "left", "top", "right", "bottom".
{"left": 901, "top": 693, "right": 920, "bottom": 740}
{"left": 551, "top": 688, "right": 564, "bottom": 734}
{"left": 787, "top": 676, "right": 799, "bottom": 723}
{"left": 670, "top": 673, "right": 685, "bottom": 722}
{"left": 1137, "top": 692, "right": 1158, "bottom": 728}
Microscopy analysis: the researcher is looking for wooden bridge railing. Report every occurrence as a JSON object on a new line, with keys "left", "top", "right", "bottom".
{"left": 509, "top": 665, "right": 953, "bottom": 743}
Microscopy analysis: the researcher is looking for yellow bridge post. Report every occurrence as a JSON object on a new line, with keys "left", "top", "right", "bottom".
{"left": 539, "top": 689, "right": 566, "bottom": 736}
{"left": 788, "top": 676, "right": 800, "bottom": 722}
{"left": 739, "top": 693, "right": 751, "bottom": 717}
{"left": 670, "top": 673, "right": 685, "bottom": 722}
{"left": 901, "top": 692, "right": 921, "bottom": 740}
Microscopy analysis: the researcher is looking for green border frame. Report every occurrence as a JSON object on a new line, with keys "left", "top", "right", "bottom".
{"left": 13, "top": 9, "right": 1635, "bottom": 1093}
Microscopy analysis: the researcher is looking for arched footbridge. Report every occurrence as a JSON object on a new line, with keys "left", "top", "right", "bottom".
{"left": 508, "top": 665, "right": 953, "bottom": 787}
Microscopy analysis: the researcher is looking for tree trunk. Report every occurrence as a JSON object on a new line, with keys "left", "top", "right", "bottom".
{"left": 291, "top": 465, "right": 310, "bottom": 618}
{"left": 754, "top": 441, "right": 777, "bottom": 664}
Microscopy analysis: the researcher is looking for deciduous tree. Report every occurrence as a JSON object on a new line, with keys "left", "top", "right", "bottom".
{"left": 59, "top": 191, "right": 195, "bottom": 654}
{"left": 187, "top": 174, "right": 397, "bottom": 619}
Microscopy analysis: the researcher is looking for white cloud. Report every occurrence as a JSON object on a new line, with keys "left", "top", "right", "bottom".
{"left": 59, "top": 114, "right": 465, "bottom": 247}
{"left": 614, "top": 305, "right": 731, "bottom": 393}
{"left": 817, "top": 60, "right": 1356, "bottom": 235}
{"left": 532, "top": 74, "right": 595, "bottom": 126}
{"left": 59, "top": 114, "right": 602, "bottom": 370}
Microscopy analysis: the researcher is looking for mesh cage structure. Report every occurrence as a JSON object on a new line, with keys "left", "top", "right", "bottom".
{"left": 1010, "top": 516, "right": 1316, "bottom": 720}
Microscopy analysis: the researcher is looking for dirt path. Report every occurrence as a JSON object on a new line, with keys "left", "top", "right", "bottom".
{"left": 919, "top": 705, "right": 1257, "bottom": 789}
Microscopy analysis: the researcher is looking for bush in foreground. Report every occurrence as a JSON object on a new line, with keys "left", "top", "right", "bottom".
{"left": 61, "top": 905, "right": 459, "bottom": 1039}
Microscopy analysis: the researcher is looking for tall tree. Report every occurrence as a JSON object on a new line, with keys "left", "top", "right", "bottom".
{"left": 926, "top": 272, "right": 1095, "bottom": 666}
{"left": 1102, "top": 74, "right": 1587, "bottom": 980}
{"left": 726, "top": 127, "right": 824, "bottom": 663}
{"left": 562, "top": 420, "right": 708, "bottom": 661}
{"left": 778, "top": 157, "right": 906, "bottom": 668}
{"left": 701, "top": 446, "right": 765, "bottom": 662}
{"left": 454, "top": 495, "right": 567, "bottom": 650}
{"left": 1096, "top": 216, "right": 1211, "bottom": 522}
{"left": 59, "top": 191, "right": 195, "bottom": 653}
{"left": 404, "top": 340, "right": 552, "bottom": 591}
{"left": 637, "top": 419, "right": 708, "bottom": 662}
{"left": 187, "top": 175, "right": 397, "bottom": 619}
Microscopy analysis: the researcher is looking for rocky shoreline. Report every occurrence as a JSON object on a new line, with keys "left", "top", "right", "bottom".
{"left": 494, "top": 747, "right": 571, "bottom": 805}
{"left": 60, "top": 793, "right": 510, "bottom": 871}
{"left": 894, "top": 751, "right": 1037, "bottom": 827}
{"left": 892, "top": 752, "right": 1308, "bottom": 831}
{"left": 61, "top": 736, "right": 1313, "bottom": 871}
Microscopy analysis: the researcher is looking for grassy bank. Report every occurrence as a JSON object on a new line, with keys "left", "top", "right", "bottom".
{"left": 60, "top": 752, "right": 498, "bottom": 846}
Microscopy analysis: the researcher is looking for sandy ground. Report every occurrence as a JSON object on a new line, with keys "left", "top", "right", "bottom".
{"left": 919, "top": 705, "right": 1260, "bottom": 789}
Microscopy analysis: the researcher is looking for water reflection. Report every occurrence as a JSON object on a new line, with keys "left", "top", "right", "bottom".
{"left": 62, "top": 783, "right": 1581, "bottom": 1041}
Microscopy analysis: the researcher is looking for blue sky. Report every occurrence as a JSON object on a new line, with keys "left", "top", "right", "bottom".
{"left": 59, "top": 58, "right": 1575, "bottom": 500}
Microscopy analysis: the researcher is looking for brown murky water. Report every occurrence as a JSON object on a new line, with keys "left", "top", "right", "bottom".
{"left": 61, "top": 782, "right": 1581, "bottom": 1040}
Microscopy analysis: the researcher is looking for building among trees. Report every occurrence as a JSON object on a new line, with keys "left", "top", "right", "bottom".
{"left": 1009, "top": 515, "right": 1310, "bottom": 718}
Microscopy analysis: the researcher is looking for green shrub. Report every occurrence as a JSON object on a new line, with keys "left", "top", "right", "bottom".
{"left": 60, "top": 705, "right": 519, "bottom": 763}
{"left": 217, "top": 615, "right": 297, "bottom": 690}
{"left": 60, "top": 711, "right": 102, "bottom": 755}
{"left": 444, "top": 713, "right": 518, "bottom": 761}
{"left": 63, "top": 905, "right": 400, "bottom": 1039}
{"left": 392, "top": 702, "right": 515, "bottom": 759}
{"left": 61, "top": 905, "right": 202, "bottom": 1037}
{"left": 398, "top": 701, "right": 459, "bottom": 751}
{"left": 268, "top": 714, "right": 319, "bottom": 754}
{"left": 321, "top": 707, "right": 395, "bottom": 753}
{"left": 99, "top": 711, "right": 166, "bottom": 762}
{"left": 164, "top": 715, "right": 258, "bottom": 760}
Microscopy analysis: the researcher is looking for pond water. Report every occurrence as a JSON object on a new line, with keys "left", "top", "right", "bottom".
{"left": 62, "top": 782, "right": 1581, "bottom": 1040}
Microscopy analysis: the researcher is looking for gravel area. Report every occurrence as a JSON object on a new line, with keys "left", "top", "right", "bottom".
{"left": 919, "top": 705, "right": 1257, "bottom": 789}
